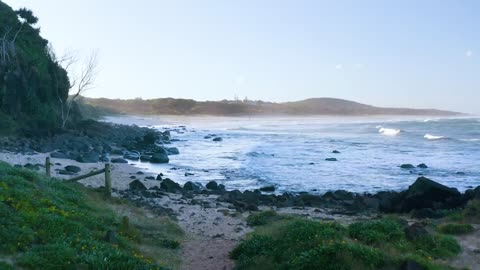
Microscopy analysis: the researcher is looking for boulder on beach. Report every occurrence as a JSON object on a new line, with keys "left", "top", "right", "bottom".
{"left": 212, "top": 137, "right": 223, "bottom": 142}
{"left": 332, "top": 150, "right": 341, "bottom": 154}
{"left": 183, "top": 181, "right": 201, "bottom": 191}
{"left": 166, "top": 147, "right": 180, "bottom": 155}
{"left": 325, "top": 158, "right": 337, "bottom": 162}
{"left": 75, "top": 152, "right": 100, "bottom": 163}
{"left": 151, "top": 152, "right": 169, "bottom": 163}
{"left": 259, "top": 185, "right": 276, "bottom": 192}
{"left": 417, "top": 163, "right": 428, "bottom": 169}
{"left": 206, "top": 181, "right": 219, "bottom": 190}
{"left": 123, "top": 152, "right": 140, "bottom": 161}
{"left": 140, "top": 155, "right": 152, "bottom": 162}
{"left": 64, "top": 165, "right": 81, "bottom": 173}
{"left": 156, "top": 174, "right": 163, "bottom": 180}
{"left": 400, "top": 164, "right": 415, "bottom": 169}
{"left": 58, "top": 170, "right": 76, "bottom": 175}
{"left": 129, "top": 179, "right": 147, "bottom": 191}
{"left": 111, "top": 158, "right": 128, "bottom": 164}
{"left": 161, "top": 178, "right": 182, "bottom": 193}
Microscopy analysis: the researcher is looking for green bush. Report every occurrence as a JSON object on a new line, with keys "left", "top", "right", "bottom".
{"left": 246, "top": 210, "right": 282, "bottom": 226}
{"left": 0, "top": 162, "right": 171, "bottom": 269}
{"left": 348, "top": 218, "right": 405, "bottom": 245}
{"left": 438, "top": 223, "right": 475, "bottom": 235}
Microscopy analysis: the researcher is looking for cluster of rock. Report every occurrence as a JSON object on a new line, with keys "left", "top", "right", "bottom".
{"left": 0, "top": 120, "right": 180, "bottom": 165}
{"left": 122, "top": 174, "right": 480, "bottom": 217}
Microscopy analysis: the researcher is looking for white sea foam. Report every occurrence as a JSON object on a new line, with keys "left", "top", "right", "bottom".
{"left": 424, "top": 134, "right": 447, "bottom": 140}
{"left": 378, "top": 127, "right": 401, "bottom": 136}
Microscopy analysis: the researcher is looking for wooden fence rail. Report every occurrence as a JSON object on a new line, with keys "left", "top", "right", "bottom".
{"left": 46, "top": 158, "right": 112, "bottom": 197}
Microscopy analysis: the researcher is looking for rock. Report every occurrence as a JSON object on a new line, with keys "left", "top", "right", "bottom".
{"left": 161, "top": 178, "right": 182, "bottom": 193}
{"left": 99, "top": 153, "right": 110, "bottom": 162}
{"left": 212, "top": 137, "right": 223, "bottom": 142}
{"left": 332, "top": 150, "right": 341, "bottom": 154}
{"left": 140, "top": 155, "right": 152, "bottom": 162}
{"left": 136, "top": 171, "right": 144, "bottom": 175}
{"left": 58, "top": 170, "right": 76, "bottom": 175}
{"left": 417, "top": 163, "right": 428, "bottom": 169}
{"left": 50, "top": 151, "right": 70, "bottom": 159}
{"left": 400, "top": 164, "right": 415, "bottom": 169}
{"left": 204, "top": 136, "right": 212, "bottom": 139}
{"left": 166, "top": 147, "right": 180, "bottom": 155}
{"left": 151, "top": 152, "right": 169, "bottom": 164}
{"left": 145, "top": 176, "right": 155, "bottom": 180}
{"left": 75, "top": 152, "right": 100, "bottom": 163}
{"left": 325, "top": 158, "right": 337, "bottom": 161}
{"left": 24, "top": 163, "right": 41, "bottom": 170}
{"left": 323, "top": 190, "right": 354, "bottom": 201}
{"left": 185, "top": 172, "right": 194, "bottom": 176}
{"left": 259, "top": 185, "right": 276, "bottom": 192}
{"left": 183, "top": 181, "right": 201, "bottom": 191}
{"left": 206, "top": 181, "right": 219, "bottom": 190}
{"left": 401, "top": 260, "right": 426, "bottom": 270}
{"left": 64, "top": 165, "right": 81, "bottom": 173}
{"left": 400, "top": 176, "right": 462, "bottom": 211}
{"left": 124, "top": 152, "right": 140, "bottom": 161}
{"left": 156, "top": 174, "right": 163, "bottom": 181}
{"left": 111, "top": 158, "right": 128, "bottom": 164}
{"left": 143, "top": 131, "right": 158, "bottom": 145}
{"left": 129, "top": 180, "right": 147, "bottom": 191}
{"left": 405, "top": 223, "right": 429, "bottom": 241}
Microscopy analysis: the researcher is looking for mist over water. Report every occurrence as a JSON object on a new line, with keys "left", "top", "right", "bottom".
{"left": 106, "top": 116, "right": 480, "bottom": 194}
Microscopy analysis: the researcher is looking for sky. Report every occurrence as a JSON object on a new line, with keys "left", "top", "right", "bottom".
{"left": 4, "top": 0, "right": 480, "bottom": 114}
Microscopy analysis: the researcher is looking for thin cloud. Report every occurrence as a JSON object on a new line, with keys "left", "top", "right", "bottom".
{"left": 335, "top": 64, "right": 343, "bottom": 70}
{"left": 465, "top": 50, "right": 473, "bottom": 57}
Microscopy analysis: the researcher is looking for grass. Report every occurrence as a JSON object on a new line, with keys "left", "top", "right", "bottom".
{"left": 232, "top": 211, "right": 461, "bottom": 270}
{"left": 0, "top": 161, "right": 183, "bottom": 269}
{"left": 437, "top": 223, "right": 475, "bottom": 235}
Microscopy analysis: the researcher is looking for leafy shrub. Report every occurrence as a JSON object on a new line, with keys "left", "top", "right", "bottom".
{"left": 348, "top": 218, "right": 405, "bottom": 245}
{"left": 246, "top": 210, "right": 280, "bottom": 226}
{"left": 438, "top": 223, "right": 475, "bottom": 235}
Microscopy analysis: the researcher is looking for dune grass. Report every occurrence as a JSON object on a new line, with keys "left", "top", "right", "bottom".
{"left": 0, "top": 161, "right": 183, "bottom": 269}
{"left": 232, "top": 211, "right": 461, "bottom": 270}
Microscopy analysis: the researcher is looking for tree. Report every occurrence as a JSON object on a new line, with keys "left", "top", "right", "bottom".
{"left": 50, "top": 49, "right": 99, "bottom": 128}
{"left": 15, "top": 8, "right": 38, "bottom": 25}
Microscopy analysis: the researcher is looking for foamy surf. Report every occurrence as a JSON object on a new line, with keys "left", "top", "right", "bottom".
{"left": 424, "top": 134, "right": 447, "bottom": 140}
{"left": 378, "top": 127, "right": 401, "bottom": 136}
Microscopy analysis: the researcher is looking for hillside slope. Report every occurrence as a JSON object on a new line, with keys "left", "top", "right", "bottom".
{"left": 83, "top": 97, "right": 462, "bottom": 116}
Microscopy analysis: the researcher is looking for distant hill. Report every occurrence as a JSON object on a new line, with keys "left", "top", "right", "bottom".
{"left": 81, "top": 97, "right": 462, "bottom": 116}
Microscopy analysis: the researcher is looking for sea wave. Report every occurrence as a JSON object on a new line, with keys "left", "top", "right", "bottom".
{"left": 424, "top": 134, "right": 447, "bottom": 140}
{"left": 378, "top": 127, "right": 401, "bottom": 136}
{"left": 460, "top": 138, "right": 480, "bottom": 142}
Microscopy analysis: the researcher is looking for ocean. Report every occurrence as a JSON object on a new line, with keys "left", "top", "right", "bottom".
{"left": 105, "top": 115, "right": 480, "bottom": 194}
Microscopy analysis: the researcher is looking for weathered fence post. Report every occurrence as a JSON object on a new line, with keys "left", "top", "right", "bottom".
{"left": 45, "top": 157, "right": 51, "bottom": 177}
{"left": 105, "top": 163, "right": 112, "bottom": 197}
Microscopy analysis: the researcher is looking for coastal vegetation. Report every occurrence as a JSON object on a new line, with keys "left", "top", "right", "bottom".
{"left": 233, "top": 212, "right": 462, "bottom": 270}
{"left": 0, "top": 161, "right": 183, "bottom": 269}
{"left": 82, "top": 97, "right": 461, "bottom": 117}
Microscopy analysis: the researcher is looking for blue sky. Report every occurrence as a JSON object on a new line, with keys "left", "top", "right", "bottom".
{"left": 4, "top": 0, "right": 480, "bottom": 113}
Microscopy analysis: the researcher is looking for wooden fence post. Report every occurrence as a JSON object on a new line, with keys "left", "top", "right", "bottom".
{"left": 105, "top": 163, "right": 112, "bottom": 197}
{"left": 45, "top": 157, "right": 51, "bottom": 177}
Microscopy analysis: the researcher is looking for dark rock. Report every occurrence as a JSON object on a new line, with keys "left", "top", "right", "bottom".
{"left": 140, "top": 155, "right": 152, "bottom": 162}
{"left": 456, "top": 172, "right": 466, "bottom": 175}
{"left": 325, "top": 158, "right": 337, "bottom": 161}
{"left": 183, "top": 181, "right": 201, "bottom": 191}
{"left": 64, "top": 165, "right": 81, "bottom": 173}
{"left": 212, "top": 137, "right": 223, "bottom": 142}
{"left": 58, "top": 170, "right": 76, "bottom": 175}
{"left": 129, "top": 179, "right": 147, "bottom": 191}
{"left": 259, "top": 185, "right": 275, "bottom": 192}
{"left": 124, "top": 152, "right": 140, "bottom": 161}
{"left": 161, "top": 178, "right": 182, "bottom": 193}
{"left": 136, "top": 171, "right": 144, "bottom": 175}
{"left": 50, "top": 151, "right": 70, "bottom": 159}
{"left": 400, "top": 164, "right": 415, "bottom": 169}
{"left": 405, "top": 222, "right": 429, "bottom": 241}
{"left": 323, "top": 190, "right": 354, "bottom": 201}
{"left": 400, "top": 176, "right": 462, "bottom": 212}
{"left": 401, "top": 260, "right": 426, "bottom": 270}
{"left": 24, "top": 163, "right": 41, "bottom": 170}
{"left": 111, "top": 158, "right": 128, "bottom": 164}
{"left": 166, "top": 147, "right": 180, "bottom": 155}
{"left": 204, "top": 136, "right": 212, "bottom": 139}
{"left": 332, "top": 150, "right": 341, "bottom": 154}
{"left": 130, "top": 176, "right": 136, "bottom": 179}
{"left": 417, "top": 163, "right": 428, "bottom": 169}
{"left": 75, "top": 152, "right": 100, "bottom": 163}
{"left": 151, "top": 152, "right": 169, "bottom": 164}
{"left": 185, "top": 172, "right": 194, "bottom": 176}
{"left": 206, "top": 181, "right": 219, "bottom": 190}
{"left": 156, "top": 174, "right": 163, "bottom": 181}
{"left": 144, "top": 176, "right": 154, "bottom": 180}
{"left": 143, "top": 131, "right": 158, "bottom": 145}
